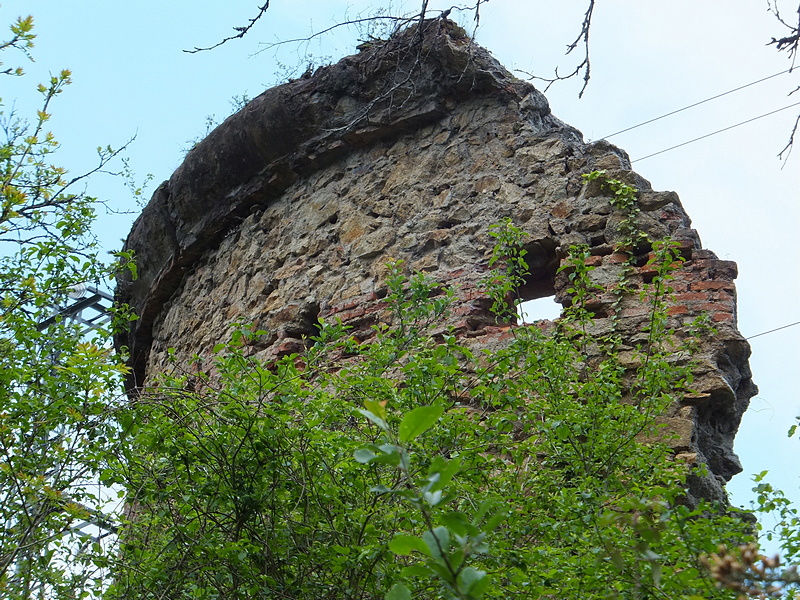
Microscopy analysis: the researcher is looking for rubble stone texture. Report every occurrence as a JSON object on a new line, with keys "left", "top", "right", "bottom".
{"left": 117, "top": 20, "right": 756, "bottom": 504}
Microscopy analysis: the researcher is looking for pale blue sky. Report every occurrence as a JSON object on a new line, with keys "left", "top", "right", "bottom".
{"left": 4, "top": 0, "right": 798, "bottom": 549}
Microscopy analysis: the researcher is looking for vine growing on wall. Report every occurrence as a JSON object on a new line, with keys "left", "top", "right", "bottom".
{"left": 583, "top": 169, "right": 650, "bottom": 252}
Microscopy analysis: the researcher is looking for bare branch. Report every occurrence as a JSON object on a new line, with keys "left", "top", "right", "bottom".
{"left": 319, "top": 20, "right": 458, "bottom": 136}
{"left": 517, "top": 0, "right": 596, "bottom": 98}
{"left": 253, "top": 4, "right": 478, "bottom": 56}
{"left": 767, "top": 0, "right": 800, "bottom": 66}
{"left": 184, "top": 2, "right": 271, "bottom": 53}
{"left": 198, "top": 2, "right": 484, "bottom": 58}
{"left": 766, "top": 2, "right": 800, "bottom": 157}
{"left": 778, "top": 111, "right": 800, "bottom": 163}
{"left": 418, "top": 0, "right": 430, "bottom": 29}
{"left": 254, "top": 16, "right": 412, "bottom": 55}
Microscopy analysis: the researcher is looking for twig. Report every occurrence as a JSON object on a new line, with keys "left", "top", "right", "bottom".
{"left": 767, "top": 0, "right": 800, "bottom": 67}
{"left": 184, "top": 2, "right": 271, "bottom": 53}
{"left": 778, "top": 111, "right": 800, "bottom": 163}
{"left": 517, "top": 0, "right": 596, "bottom": 98}
{"left": 254, "top": 16, "right": 412, "bottom": 55}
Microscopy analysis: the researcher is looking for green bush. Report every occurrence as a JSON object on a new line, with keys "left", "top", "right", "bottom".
{"left": 0, "top": 15, "right": 134, "bottom": 598}
{"left": 110, "top": 220, "right": 756, "bottom": 599}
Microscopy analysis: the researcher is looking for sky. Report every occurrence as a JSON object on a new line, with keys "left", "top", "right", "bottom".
{"left": 3, "top": 0, "right": 798, "bottom": 548}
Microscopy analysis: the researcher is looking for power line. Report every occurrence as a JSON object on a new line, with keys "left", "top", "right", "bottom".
{"left": 746, "top": 320, "right": 800, "bottom": 340}
{"left": 632, "top": 101, "right": 800, "bottom": 162}
{"left": 598, "top": 69, "right": 794, "bottom": 140}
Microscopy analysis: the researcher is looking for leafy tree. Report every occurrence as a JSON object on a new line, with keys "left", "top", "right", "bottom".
{"left": 0, "top": 14, "right": 132, "bottom": 599}
{"left": 702, "top": 425, "right": 800, "bottom": 599}
{"left": 110, "top": 195, "right": 764, "bottom": 599}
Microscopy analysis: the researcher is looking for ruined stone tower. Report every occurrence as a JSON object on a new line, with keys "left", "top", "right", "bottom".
{"left": 116, "top": 20, "right": 756, "bottom": 503}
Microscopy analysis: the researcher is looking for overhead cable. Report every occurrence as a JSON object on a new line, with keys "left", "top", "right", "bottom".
{"left": 598, "top": 68, "right": 794, "bottom": 141}
{"left": 633, "top": 101, "right": 800, "bottom": 162}
{"left": 746, "top": 320, "right": 800, "bottom": 340}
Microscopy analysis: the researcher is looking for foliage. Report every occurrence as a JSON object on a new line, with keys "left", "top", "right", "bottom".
{"left": 481, "top": 218, "right": 530, "bottom": 322}
{"left": 583, "top": 169, "right": 649, "bottom": 251}
{"left": 111, "top": 206, "right": 760, "bottom": 599}
{"left": 0, "top": 15, "right": 132, "bottom": 599}
{"left": 0, "top": 14, "right": 34, "bottom": 76}
{"left": 1, "top": 6, "right": 798, "bottom": 599}
{"left": 704, "top": 541, "right": 800, "bottom": 599}
{"left": 703, "top": 419, "right": 800, "bottom": 599}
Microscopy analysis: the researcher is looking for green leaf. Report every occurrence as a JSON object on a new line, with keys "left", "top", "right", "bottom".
{"left": 640, "top": 548, "right": 661, "bottom": 561}
{"left": 426, "top": 561, "right": 455, "bottom": 585}
{"left": 385, "top": 583, "right": 412, "bottom": 600}
{"left": 422, "top": 526, "right": 450, "bottom": 559}
{"left": 423, "top": 489, "right": 443, "bottom": 506}
{"left": 399, "top": 405, "right": 444, "bottom": 443}
{"left": 369, "top": 444, "right": 403, "bottom": 466}
{"left": 439, "top": 511, "right": 475, "bottom": 537}
{"left": 364, "top": 399, "right": 388, "bottom": 421}
{"left": 608, "top": 549, "right": 624, "bottom": 570}
{"left": 458, "top": 567, "right": 488, "bottom": 597}
{"left": 447, "top": 548, "right": 465, "bottom": 572}
{"left": 354, "top": 447, "right": 377, "bottom": 464}
{"left": 475, "top": 497, "right": 507, "bottom": 532}
{"left": 651, "top": 562, "right": 662, "bottom": 587}
{"left": 401, "top": 564, "right": 434, "bottom": 578}
{"left": 356, "top": 407, "right": 388, "bottom": 431}
{"left": 389, "top": 534, "right": 431, "bottom": 557}
{"left": 427, "top": 455, "right": 462, "bottom": 492}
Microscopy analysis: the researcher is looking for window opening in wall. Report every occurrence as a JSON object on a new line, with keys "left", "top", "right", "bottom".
{"left": 511, "top": 239, "right": 561, "bottom": 325}
{"left": 518, "top": 295, "right": 562, "bottom": 324}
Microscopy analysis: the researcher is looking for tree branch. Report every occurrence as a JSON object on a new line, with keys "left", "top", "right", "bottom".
{"left": 517, "top": 0, "right": 596, "bottom": 98}
{"left": 767, "top": 0, "right": 800, "bottom": 67}
{"left": 778, "top": 111, "right": 800, "bottom": 162}
{"left": 192, "top": 2, "right": 485, "bottom": 58}
{"left": 767, "top": 2, "right": 800, "bottom": 158}
{"left": 184, "top": 2, "right": 271, "bottom": 53}
{"left": 254, "top": 15, "right": 412, "bottom": 55}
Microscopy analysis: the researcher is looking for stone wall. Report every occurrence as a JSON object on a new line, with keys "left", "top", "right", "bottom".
{"left": 116, "top": 20, "right": 756, "bottom": 504}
